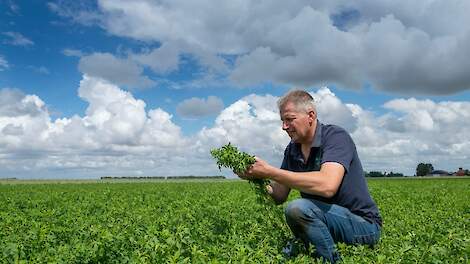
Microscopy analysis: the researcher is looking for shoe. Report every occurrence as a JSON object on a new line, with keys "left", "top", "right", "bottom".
{"left": 282, "top": 238, "right": 305, "bottom": 257}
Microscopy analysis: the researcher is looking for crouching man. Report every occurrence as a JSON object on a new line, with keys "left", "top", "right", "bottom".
{"left": 238, "top": 90, "right": 382, "bottom": 263}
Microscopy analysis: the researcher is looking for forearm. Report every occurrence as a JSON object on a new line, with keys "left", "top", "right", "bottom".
{"left": 245, "top": 158, "right": 343, "bottom": 198}
{"left": 266, "top": 166, "right": 338, "bottom": 198}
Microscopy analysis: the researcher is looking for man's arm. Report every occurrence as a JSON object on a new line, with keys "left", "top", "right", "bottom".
{"left": 246, "top": 158, "right": 345, "bottom": 198}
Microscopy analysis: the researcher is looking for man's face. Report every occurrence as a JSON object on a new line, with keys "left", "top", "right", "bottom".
{"left": 280, "top": 101, "right": 315, "bottom": 143}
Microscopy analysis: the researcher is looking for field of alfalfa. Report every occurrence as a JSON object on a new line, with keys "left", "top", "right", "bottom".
{"left": 0, "top": 178, "right": 468, "bottom": 263}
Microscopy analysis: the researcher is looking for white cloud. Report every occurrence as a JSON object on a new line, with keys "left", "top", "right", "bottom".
{"left": 47, "top": 1, "right": 102, "bottom": 26}
{"left": 350, "top": 97, "right": 470, "bottom": 174}
{"left": 0, "top": 55, "right": 9, "bottom": 71}
{"left": 0, "top": 76, "right": 192, "bottom": 178}
{"left": 76, "top": 75, "right": 149, "bottom": 145}
{"left": 1, "top": 82, "right": 469, "bottom": 178}
{"left": 176, "top": 96, "right": 224, "bottom": 118}
{"left": 132, "top": 42, "right": 180, "bottom": 74}
{"left": 0, "top": 89, "right": 51, "bottom": 152}
{"left": 56, "top": 0, "right": 470, "bottom": 95}
{"left": 0, "top": 88, "right": 46, "bottom": 117}
{"left": 230, "top": 7, "right": 363, "bottom": 88}
{"left": 309, "top": 88, "right": 358, "bottom": 132}
{"left": 230, "top": 47, "right": 277, "bottom": 86}
{"left": 62, "top": 48, "right": 84, "bottom": 57}
{"left": 2, "top": 124, "right": 23, "bottom": 136}
{"left": 78, "top": 52, "right": 155, "bottom": 89}
{"left": 195, "top": 94, "right": 290, "bottom": 168}
{"left": 2, "top": 31, "right": 34, "bottom": 46}
{"left": 196, "top": 88, "right": 470, "bottom": 176}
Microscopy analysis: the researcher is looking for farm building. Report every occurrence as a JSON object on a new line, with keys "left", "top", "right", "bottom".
{"left": 429, "top": 170, "right": 450, "bottom": 176}
{"left": 455, "top": 168, "right": 466, "bottom": 176}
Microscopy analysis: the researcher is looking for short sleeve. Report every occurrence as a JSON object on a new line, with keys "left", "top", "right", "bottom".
{"left": 321, "top": 128, "right": 355, "bottom": 172}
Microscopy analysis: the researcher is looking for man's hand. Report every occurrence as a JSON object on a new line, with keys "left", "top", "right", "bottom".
{"left": 236, "top": 157, "right": 273, "bottom": 180}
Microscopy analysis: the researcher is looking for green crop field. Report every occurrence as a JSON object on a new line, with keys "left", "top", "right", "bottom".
{"left": 0, "top": 178, "right": 469, "bottom": 263}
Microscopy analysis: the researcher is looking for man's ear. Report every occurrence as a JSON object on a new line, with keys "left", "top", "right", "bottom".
{"left": 308, "top": 110, "right": 316, "bottom": 120}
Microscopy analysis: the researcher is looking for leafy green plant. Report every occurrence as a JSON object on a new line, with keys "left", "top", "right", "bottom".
{"left": 210, "top": 142, "right": 255, "bottom": 174}
{"left": 210, "top": 143, "right": 271, "bottom": 204}
{"left": 210, "top": 143, "right": 288, "bottom": 244}
{"left": 1, "top": 178, "right": 469, "bottom": 262}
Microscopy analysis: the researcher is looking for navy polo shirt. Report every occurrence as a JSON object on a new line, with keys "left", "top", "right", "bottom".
{"left": 280, "top": 121, "right": 382, "bottom": 226}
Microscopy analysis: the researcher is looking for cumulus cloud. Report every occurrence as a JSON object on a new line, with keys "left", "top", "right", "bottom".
{"left": 132, "top": 43, "right": 181, "bottom": 74}
{"left": 78, "top": 52, "right": 155, "bottom": 89}
{"left": 176, "top": 96, "right": 224, "bottom": 118}
{"left": 195, "top": 94, "right": 290, "bottom": 168}
{"left": 0, "top": 89, "right": 51, "bottom": 153}
{"left": 196, "top": 88, "right": 470, "bottom": 176}
{"left": 0, "top": 88, "right": 46, "bottom": 117}
{"left": 194, "top": 88, "right": 359, "bottom": 170}
{"left": 0, "top": 76, "right": 193, "bottom": 178}
{"left": 1, "top": 81, "right": 469, "bottom": 178}
{"left": 349, "top": 97, "right": 470, "bottom": 174}
{"left": 230, "top": 7, "right": 363, "bottom": 88}
{"left": 2, "top": 124, "right": 23, "bottom": 136}
{"left": 2, "top": 31, "right": 34, "bottom": 46}
{"left": 54, "top": 0, "right": 470, "bottom": 95}
{"left": 310, "top": 88, "right": 358, "bottom": 132}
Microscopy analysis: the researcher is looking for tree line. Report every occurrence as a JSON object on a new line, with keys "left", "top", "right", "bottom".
{"left": 364, "top": 171, "right": 404, "bottom": 177}
{"left": 101, "top": 176, "right": 226, "bottom": 180}
{"left": 415, "top": 163, "right": 469, "bottom": 176}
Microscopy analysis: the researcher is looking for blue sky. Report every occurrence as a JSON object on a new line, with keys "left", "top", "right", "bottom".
{"left": 1, "top": 1, "right": 470, "bottom": 178}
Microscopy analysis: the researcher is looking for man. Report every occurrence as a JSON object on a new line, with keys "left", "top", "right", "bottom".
{"left": 238, "top": 90, "right": 382, "bottom": 263}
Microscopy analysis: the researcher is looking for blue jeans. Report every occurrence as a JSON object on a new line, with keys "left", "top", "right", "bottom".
{"left": 285, "top": 198, "right": 381, "bottom": 263}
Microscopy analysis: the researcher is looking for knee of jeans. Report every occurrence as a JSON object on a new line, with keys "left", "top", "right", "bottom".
{"left": 285, "top": 199, "right": 321, "bottom": 221}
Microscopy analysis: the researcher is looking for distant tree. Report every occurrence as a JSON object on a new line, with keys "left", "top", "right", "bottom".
{"left": 386, "top": 171, "right": 404, "bottom": 177}
{"left": 366, "top": 171, "right": 385, "bottom": 177}
{"left": 416, "top": 163, "right": 434, "bottom": 176}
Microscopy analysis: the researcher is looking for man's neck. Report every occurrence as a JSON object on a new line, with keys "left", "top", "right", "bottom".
{"left": 300, "top": 120, "right": 317, "bottom": 161}
{"left": 301, "top": 119, "right": 317, "bottom": 148}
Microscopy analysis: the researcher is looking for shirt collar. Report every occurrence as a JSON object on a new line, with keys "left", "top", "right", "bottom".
{"left": 289, "top": 120, "right": 323, "bottom": 157}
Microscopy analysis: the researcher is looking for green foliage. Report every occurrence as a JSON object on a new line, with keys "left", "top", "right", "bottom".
{"left": 385, "top": 171, "right": 404, "bottom": 177}
{"left": 210, "top": 143, "right": 285, "bottom": 233}
{"left": 366, "top": 171, "right": 385, "bottom": 177}
{"left": 416, "top": 163, "right": 434, "bottom": 176}
{"left": 365, "top": 171, "right": 404, "bottom": 177}
{"left": 0, "top": 178, "right": 468, "bottom": 263}
{"left": 210, "top": 143, "right": 271, "bottom": 205}
{"left": 210, "top": 142, "right": 255, "bottom": 174}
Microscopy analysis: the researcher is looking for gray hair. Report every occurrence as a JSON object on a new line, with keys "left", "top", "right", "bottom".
{"left": 277, "top": 89, "right": 316, "bottom": 113}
